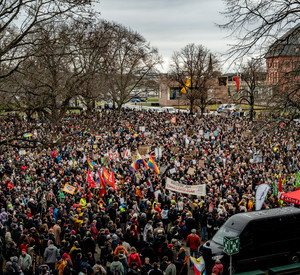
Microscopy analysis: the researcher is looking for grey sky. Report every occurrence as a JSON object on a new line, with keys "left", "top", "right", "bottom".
{"left": 96, "top": 0, "right": 233, "bottom": 72}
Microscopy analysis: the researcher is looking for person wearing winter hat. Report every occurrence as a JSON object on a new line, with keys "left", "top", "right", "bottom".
{"left": 18, "top": 249, "right": 32, "bottom": 275}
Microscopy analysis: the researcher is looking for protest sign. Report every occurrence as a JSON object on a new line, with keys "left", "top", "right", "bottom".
{"left": 166, "top": 178, "right": 206, "bottom": 196}
{"left": 169, "top": 168, "right": 176, "bottom": 174}
{"left": 187, "top": 167, "right": 195, "bottom": 175}
{"left": 199, "top": 160, "right": 205, "bottom": 167}
{"left": 139, "top": 145, "right": 151, "bottom": 156}
{"left": 63, "top": 184, "right": 76, "bottom": 195}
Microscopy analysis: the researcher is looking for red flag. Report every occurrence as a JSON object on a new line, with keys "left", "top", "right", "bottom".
{"left": 97, "top": 169, "right": 107, "bottom": 197}
{"left": 103, "top": 167, "right": 110, "bottom": 181}
{"left": 86, "top": 169, "right": 95, "bottom": 188}
{"left": 233, "top": 76, "right": 240, "bottom": 91}
{"left": 76, "top": 182, "right": 82, "bottom": 193}
{"left": 107, "top": 170, "right": 116, "bottom": 190}
{"left": 278, "top": 177, "right": 283, "bottom": 193}
{"left": 89, "top": 189, "right": 92, "bottom": 202}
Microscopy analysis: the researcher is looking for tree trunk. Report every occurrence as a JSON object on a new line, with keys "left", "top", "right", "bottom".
{"left": 200, "top": 107, "right": 205, "bottom": 118}
{"left": 250, "top": 95, "right": 255, "bottom": 121}
{"left": 86, "top": 98, "right": 95, "bottom": 115}
{"left": 190, "top": 100, "right": 194, "bottom": 114}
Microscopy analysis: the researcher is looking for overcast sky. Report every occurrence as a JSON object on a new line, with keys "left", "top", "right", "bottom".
{"left": 95, "top": 0, "right": 234, "bottom": 72}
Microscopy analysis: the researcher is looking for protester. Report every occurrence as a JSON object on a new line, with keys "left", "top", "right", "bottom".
{"left": 0, "top": 109, "right": 298, "bottom": 275}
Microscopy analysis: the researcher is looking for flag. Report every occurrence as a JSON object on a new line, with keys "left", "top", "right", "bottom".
{"left": 70, "top": 155, "right": 76, "bottom": 168}
{"left": 23, "top": 133, "right": 33, "bottom": 137}
{"left": 273, "top": 182, "right": 278, "bottom": 196}
{"left": 97, "top": 169, "right": 107, "bottom": 197}
{"left": 109, "top": 152, "right": 114, "bottom": 161}
{"left": 124, "top": 149, "right": 130, "bottom": 160}
{"left": 148, "top": 156, "right": 160, "bottom": 174}
{"left": 146, "top": 177, "right": 154, "bottom": 192}
{"left": 278, "top": 177, "right": 283, "bottom": 193}
{"left": 190, "top": 256, "right": 206, "bottom": 275}
{"left": 233, "top": 76, "right": 240, "bottom": 91}
{"left": 76, "top": 182, "right": 82, "bottom": 193}
{"left": 103, "top": 167, "right": 110, "bottom": 181}
{"left": 181, "top": 77, "right": 191, "bottom": 93}
{"left": 130, "top": 161, "right": 138, "bottom": 172}
{"left": 83, "top": 155, "right": 87, "bottom": 163}
{"left": 85, "top": 155, "right": 94, "bottom": 170}
{"left": 295, "top": 169, "right": 300, "bottom": 188}
{"left": 95, "top": 135, "right": 101, "bottom": 139}
{"left": 136, "top": 151, "right": 148, "bottom": 169}
{"left": 87, "top": 169, "right": 95, "bottom": 188}
{"left": 107, "top": 170, "right": 116, "bottom": 190}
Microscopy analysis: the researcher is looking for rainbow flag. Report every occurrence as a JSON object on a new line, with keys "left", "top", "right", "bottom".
{"left": 130, "top": 161, "right": 138, "bottom": 172}
{"left": 148, "top": 156, "right": 160, "bottom": 174}
{"left": 23, "top": 133, "right": 33, "bottom": 137}
{"left": 190, "top": 256, "right": 206, "bottom": 275}
{"left": 136, "top": 151, "right": 148, "bottom": 169}
{"left": 86, "top": 155, "right": 94, "bottom": 170}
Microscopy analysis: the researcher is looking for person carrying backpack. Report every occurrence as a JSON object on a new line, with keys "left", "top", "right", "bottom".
{"left": 110, "top": 255, "right": 124, "bottom": 275}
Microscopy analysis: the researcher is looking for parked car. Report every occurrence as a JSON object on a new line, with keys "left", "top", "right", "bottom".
{"left": 161, "top": 107, "right": 176, "bottom": 113}
{"left": 217, "top": 104, "right": 237, "bottom": 114}
{"left": 217, "top": 104, "right": 228, "bottom": 113}
{"left": 131, "top": 98, "right": 141, "bottom": 102}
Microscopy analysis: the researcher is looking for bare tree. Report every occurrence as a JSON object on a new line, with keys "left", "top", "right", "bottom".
{"left": 219, "top": 0, "right": 300, "bottom": 117}
{"left": 103, "top": 22, "right": 162, "bottom": 110}
{"left": 0, "top": 0, "right": 97, "bottom": 79}
{"left": 219, "top": 0, "right": 300, "bottom": 60}
{"left": 169, "top": 44, "right": 219, "bottom": 116}
{"left": 2, "top": 21, "right": 90, "bottom": 123}
{"left": 236, "top": 58, "right": 267, "bottom": 120}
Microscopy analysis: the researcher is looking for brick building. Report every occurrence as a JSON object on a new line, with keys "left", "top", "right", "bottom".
{"left": 158, "top": 74, "right": 229, "bottom": 107}
{"left": 265, "top": 24, "right": 300, "bottom": 88}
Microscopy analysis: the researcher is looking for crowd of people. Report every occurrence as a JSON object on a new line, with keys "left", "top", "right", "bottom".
{"left": 0, "top": 108, "right": 299, "bottom": 275}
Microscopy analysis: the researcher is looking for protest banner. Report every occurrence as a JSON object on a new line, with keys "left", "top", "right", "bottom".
{"left": 256, "top": 184, "right": 270, "bottom": 210}
{"left": 166, "top": 178, "right": 206, "bottom": 196}
{"left": 63, "top": 184, "right": 76, "bottom": 195}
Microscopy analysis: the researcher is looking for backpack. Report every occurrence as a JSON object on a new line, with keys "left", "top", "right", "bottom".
{"left": 112, "top": 266, "right": 121, "bottom": 275}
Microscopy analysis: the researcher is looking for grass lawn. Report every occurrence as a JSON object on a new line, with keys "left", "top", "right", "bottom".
{"left": 147, "top": 97, "right": 158, "bottom": 102}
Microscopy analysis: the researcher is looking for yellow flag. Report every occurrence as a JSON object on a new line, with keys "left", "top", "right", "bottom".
{"left": 180, "top": 77, "right": 191, "bottom": 93}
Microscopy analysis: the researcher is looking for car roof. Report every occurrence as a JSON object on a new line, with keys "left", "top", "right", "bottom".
{"left": 225, "top": 207, "right": 300, "bottom": 231}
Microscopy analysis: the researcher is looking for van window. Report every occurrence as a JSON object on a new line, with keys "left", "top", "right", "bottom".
{"left": 212, "top": 226, "right": 239, "bottom": 245}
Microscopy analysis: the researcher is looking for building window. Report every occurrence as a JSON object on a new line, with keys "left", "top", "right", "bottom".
{"left": 169, "top": 87, "right": 181, "bottom": 100}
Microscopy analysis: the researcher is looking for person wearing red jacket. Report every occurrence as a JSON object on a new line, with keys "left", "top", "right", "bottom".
{"left": 128, "top": 247, "right": 142, "bottom": 267}
{"left": 186, "top": 229, "right": 201, "bottom": 259}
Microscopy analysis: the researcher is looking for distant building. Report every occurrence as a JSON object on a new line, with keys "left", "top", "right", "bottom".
{"left": 265, "top": 24, "right": 300, "bottom": 87}
{"left": 158, "top": 74, "right": 229, "bottom": 107}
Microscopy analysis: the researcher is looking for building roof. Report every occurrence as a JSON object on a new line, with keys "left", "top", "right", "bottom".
{"left": 266, "top": 24, "right": 300, "bottom": 58}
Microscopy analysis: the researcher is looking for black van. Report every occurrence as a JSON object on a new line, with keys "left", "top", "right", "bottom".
{"left": 210, "top": 207, "right": 300, "bottom": 273}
